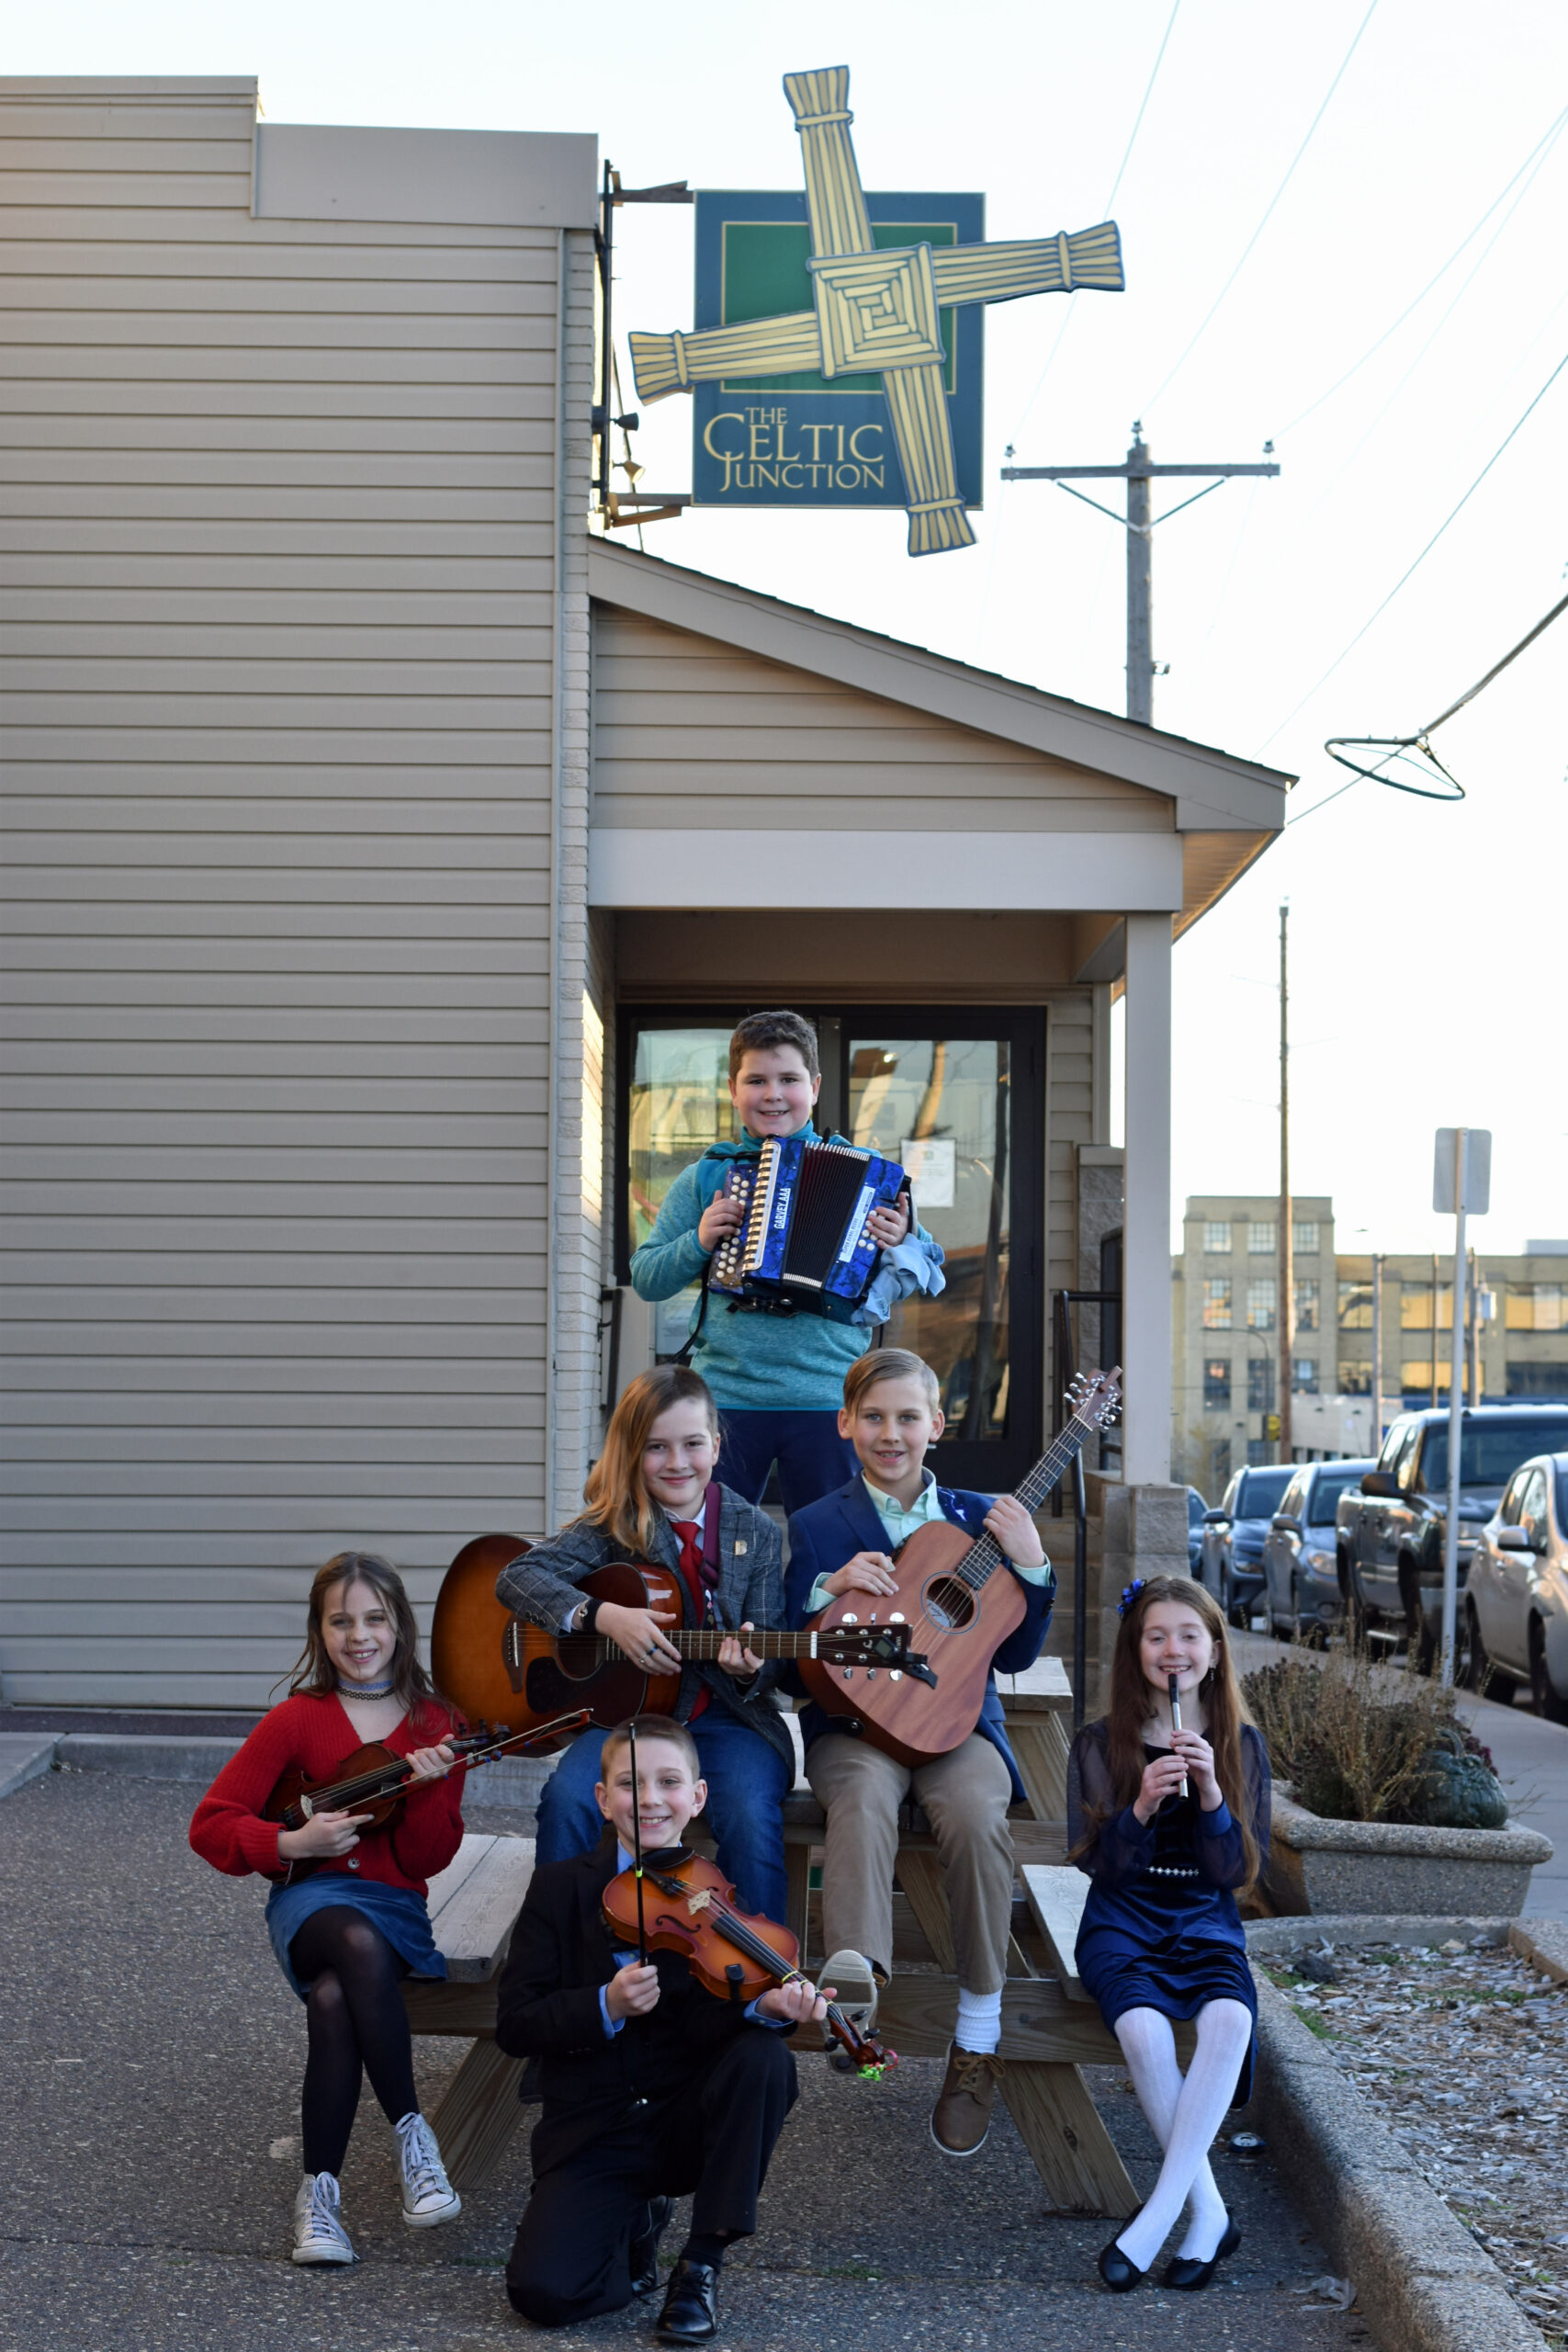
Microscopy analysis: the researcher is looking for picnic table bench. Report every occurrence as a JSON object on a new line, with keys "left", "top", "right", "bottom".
{"left": 402, "top": 1657, "right": 1159, "bottom": 2215}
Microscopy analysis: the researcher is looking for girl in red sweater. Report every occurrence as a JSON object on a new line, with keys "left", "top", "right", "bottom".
{"left": 190, "top": 1550, "right": 466, "bottom": 2266}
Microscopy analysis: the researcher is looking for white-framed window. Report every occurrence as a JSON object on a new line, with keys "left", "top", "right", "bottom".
{"left": 1202, "top": 1220, "right": 1232, "bottom": 1253}
{"left": 1247, "top": 1277, "right": 1277, "bottom": 1330}
{"left": 1293, "top": 1219, "right": 1320, "bottom": 1255}
{"left": 1247, "top": 1220, "right": 1276, "bottom": 1253}
{"left": 1294, "top": 1277, "right": 1320, "bottom": 1332}
{"left": 1292, "top": 1356, "right": 1318, "bottom": 1394}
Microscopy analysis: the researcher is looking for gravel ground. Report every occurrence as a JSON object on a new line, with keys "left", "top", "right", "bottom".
{"left": 1260, "top": 1937, "right": 1568, "bottom": 2346}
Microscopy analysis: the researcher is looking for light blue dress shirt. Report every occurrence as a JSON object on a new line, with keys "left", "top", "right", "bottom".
{"left": 803, "top": 1469, "right": 1052, "bottom": 1615}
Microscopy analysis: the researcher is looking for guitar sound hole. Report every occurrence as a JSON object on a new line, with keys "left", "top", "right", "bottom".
{"left": 922, "top": 1576, "right": 976, "bottom": 1631}
{"left": 554, "top": 1634, "right": 600, "bottom": 1684}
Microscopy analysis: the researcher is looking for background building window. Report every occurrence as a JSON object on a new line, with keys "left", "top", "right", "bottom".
{"left": 1293, "top": 1219, "right": 1320, "bottom": 1255}
{"left": 1203, "top": 1357, "right": 1231, "bottom": 1409}
{"left": 1247, "top": 1277, "right": 1277, "bottom": 1331}
{"left": 1338, "top": 1280, "right": 1372, "bottom": 1329}
{"left": 1402, "top": 1285, "right": 1453, "bottom": 1330}
{"left": 1402, "top": 1360, "right": 1451, "bottom": 1396}
{"left": 1247, "top": 1221, "right": 1276, "bottom": 1253}
{"left": 1247, "top": 1437, "right": 1274, "bottom": 1465}
{"left": 1507, "top": 1363, "right": 1568, "bottom": 1396}
{"left": 1248, "top": 1357, "right": 1275, "bottom": 1413}
{"left": 1506, "top": 1283, "right": 1566, "bottom": 1331}
{"left": 1338, "top": 1361, "right": 1371, "bottom": 1394}
{"left": 1294, "top": 1277, "right": 1320, "bottom": 1331}
{"left": 1202, "top": 1220, "right": 1232, "bottom": 1253}
{"left": 1292, "top": 1356, "right": 1318, "bottom": 1394}
{"left": 1202, "top": 1278, "right": 1233, "bottom": 1329}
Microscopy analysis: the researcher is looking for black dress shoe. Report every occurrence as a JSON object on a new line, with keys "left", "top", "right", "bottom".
{"left": 655, "top": 2258, "right": 718, "bottom": 2342}
{"left": 1162, "top": 2212, "right": 1242, "bottom": 2291}
{"left": 629, "top": 2197, "right": 671, "bottom": 2297}
{"left": 1097, "top": 2235, "right": 1149, "bottom": 2292}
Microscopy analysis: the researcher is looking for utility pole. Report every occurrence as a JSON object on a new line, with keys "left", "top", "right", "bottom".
{"left": 1001, "top": 425, "right": 1280, "bottom": 725}
{"left": 1278, "top": 903, "right": 1292, "bottom": 1464}
{"left": 1370, "top": 1252, "right": 1383, "bottom": 1458}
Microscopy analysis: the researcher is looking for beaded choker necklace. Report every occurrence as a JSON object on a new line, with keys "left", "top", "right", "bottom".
{"left": 337, "top": 1674, "right": 395, "bottom": 1700}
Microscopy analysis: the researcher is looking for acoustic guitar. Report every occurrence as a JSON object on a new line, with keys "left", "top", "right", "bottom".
{"left": 430, "top": 1531, "right": 919, "bottom": 1750}
{"left": 797, "top": 1368, "right": 1122, "bottom": 1767}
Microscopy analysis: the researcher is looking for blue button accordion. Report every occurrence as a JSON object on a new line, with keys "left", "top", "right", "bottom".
{"left": 707, "top": 1135, "right": 908, "bottom": 1324}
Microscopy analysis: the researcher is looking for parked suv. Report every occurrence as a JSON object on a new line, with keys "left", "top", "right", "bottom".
{"left": 1201, "top": 1463, "right": 1295, "bottom": 1626}
{"left": 1336, "top": 1405, "right": 1568, "bottom": 1666}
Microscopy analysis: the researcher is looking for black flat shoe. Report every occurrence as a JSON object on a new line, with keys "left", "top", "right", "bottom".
{"left": 1098, "top": 2235, "right": 1149, "bottom": 2292}
{"left": 1162, "top": 2212, "right": 1242, "bottom": 2291}
{"left": 629, "top": 2196, "right": 671, "bottom": 2298}
{"left": 655, "top": 2258, "right": 719, "bottom": 2342}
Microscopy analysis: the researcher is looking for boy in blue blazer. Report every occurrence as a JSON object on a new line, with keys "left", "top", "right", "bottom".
{"left": 785, "top": 1348, "right": 1054, "bottom": 2157}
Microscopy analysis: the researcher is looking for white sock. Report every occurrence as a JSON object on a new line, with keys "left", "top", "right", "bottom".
{"left": 954, "top": 1985, "right": 1002, "bottom": 2055}
{"left": 1112, "top": 2001, "right": 1250, "bottom": 2271}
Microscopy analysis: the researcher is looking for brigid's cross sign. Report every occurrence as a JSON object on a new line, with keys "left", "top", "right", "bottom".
{"left": 630, "top": 65, "right": 1125, "bottom": 556}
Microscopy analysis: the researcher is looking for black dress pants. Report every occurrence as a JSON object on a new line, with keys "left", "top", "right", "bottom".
{"left": 506, "top": 2030, "right": 797, "bottom": 2326}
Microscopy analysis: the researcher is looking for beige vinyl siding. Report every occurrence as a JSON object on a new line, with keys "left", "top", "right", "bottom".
{"left": 592, "top": 609, "right": 1172, "bottom": 834}
{"left": 0, "top": 84, "right": 567, "bottom": 1707}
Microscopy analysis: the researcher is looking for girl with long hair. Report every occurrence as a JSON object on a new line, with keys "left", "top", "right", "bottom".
{"left": 1067, "top": 1573, "right": 1270, "bottom": 2295}
{"left": 190, "top": 1552, "right": 466, "bottom": 2266}
{"left": 497, "top": 1365, "right": 795, "bottom": 1923}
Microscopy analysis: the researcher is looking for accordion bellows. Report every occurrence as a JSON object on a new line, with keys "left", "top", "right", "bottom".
{"left": 709, "top": 1136, "right": 907, "bottom": 1325}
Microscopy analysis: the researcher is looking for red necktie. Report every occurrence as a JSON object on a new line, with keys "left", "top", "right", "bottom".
{"left": 671, "top": 1519, "right": 709, "bottom": 1719}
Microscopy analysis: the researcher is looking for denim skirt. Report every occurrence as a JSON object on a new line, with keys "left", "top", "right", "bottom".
{"left": 265, "top": 1872, "right": 447, "bottom": 2003}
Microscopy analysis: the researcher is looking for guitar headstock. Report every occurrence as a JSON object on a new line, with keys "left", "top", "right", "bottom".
{"left": 1065, "top": 1365, "right": 1123, "bottom": 1431}
{"left": 818, "top": 1622, "right": 913, "bottom": 1669}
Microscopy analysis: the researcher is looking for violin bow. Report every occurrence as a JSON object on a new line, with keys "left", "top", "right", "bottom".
{"left": 627, "top": 1713, "right": 648, "bottom": 1966}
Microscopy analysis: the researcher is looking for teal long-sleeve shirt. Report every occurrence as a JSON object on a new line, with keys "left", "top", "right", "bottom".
{"left": 629, "top": 1126, "right": 877, "bottom": 1413}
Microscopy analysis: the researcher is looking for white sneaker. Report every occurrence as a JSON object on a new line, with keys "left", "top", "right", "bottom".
{"left": 821, "top": 1949, "right": 881, "bottom": 2031}
{"left": 292, "top": 2171, "right": 355, "bottom": 2266}
{"left": 394, "top": 2110, "right": 462, "bottom": 2228}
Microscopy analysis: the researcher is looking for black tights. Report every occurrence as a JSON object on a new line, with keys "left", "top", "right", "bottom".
{"left": 288, "top": 1906, "right": 418, "bottom": 2178}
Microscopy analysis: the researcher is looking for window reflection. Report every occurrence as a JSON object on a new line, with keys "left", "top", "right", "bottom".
{"left": 846, "top": 1035, "right": 1010, "bottom": 1444}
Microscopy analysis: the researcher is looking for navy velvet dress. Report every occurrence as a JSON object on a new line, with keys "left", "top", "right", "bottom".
{"left": 1067, "top": 1720, "right": 1270, "bottom": 2105}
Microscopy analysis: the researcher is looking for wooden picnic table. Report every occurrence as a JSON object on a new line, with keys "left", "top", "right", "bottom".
{"left": 402, "top": 1657, "right": 1147, "bottom": 2215}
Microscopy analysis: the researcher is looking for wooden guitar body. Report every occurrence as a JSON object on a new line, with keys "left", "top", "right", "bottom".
{"left": 797, "top": 1516, "right": 1026, "bottom": 1767}
{"left": 430, "top": 1534, "right": 684, "bottom": 1749}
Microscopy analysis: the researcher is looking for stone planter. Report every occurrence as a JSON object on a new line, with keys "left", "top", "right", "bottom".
{"left": 1266, "top": 1787, "right": 1553, "bottom": 1918}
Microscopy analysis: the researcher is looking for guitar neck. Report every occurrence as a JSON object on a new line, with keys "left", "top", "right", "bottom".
{"left": 954, "top": 1415, "right": 1097, "bottom": 1588}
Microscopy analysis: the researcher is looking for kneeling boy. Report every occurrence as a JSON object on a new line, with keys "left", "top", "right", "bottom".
{"left": 497, "top": 1716, "right": 826, "bottom": 2342}
{"left": 785, "top": 1348, "right": 1055, "bottom": 2156}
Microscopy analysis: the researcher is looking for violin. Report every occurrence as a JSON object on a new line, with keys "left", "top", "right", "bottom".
{"left": 265, "top": 1709, "right": 591, "bottom": 1838}
{"left": 600, "top": 1847, "right": 896, "bottom": 2080}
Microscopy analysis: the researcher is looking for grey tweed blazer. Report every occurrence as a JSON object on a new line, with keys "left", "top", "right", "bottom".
{"left": 494, "top": 1486, "right": 793, "bottom": 1769}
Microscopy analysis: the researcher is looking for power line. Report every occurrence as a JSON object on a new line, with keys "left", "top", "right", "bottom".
{"left": 1141, "top": 0, "right": 1380, "bottom": 413}
{"left": 1281, "top": 100, "right": 1568, "bottom": 435}
{"left": 1009, "top": 0, "right": 1182, "bottom": 439}
{"left": 1258, "top": 344, "right": 1568, "bottom": 755}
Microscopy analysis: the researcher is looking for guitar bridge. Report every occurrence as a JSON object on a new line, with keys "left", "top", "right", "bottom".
{"left": 502, "top": 1615, "right": 526, "bottom": 1695}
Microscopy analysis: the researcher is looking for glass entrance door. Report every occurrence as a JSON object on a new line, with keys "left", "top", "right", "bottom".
{"left": 617, "top": 1005, "right": 1044, "bottom": 1489}
{"left": 838, "top": 1010, "right": 1043, "bottom": 1489}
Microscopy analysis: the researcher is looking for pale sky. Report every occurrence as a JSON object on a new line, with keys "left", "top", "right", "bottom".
{"left": 12, "top": 0, "right": 1568, "bottom": 1260}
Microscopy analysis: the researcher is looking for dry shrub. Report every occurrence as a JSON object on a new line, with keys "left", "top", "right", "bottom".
{"left": 1242, "top": 1647, "right": 1462, "bottom": 1824}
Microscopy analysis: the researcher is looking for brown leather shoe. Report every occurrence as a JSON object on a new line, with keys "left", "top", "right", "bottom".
{"left": 931, "top": 2043, "right": 1005, "bottom": 2155}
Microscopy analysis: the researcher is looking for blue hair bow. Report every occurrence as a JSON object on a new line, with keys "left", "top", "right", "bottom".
{"left": 1117, "top": 1580, "right": 1145, "bottom": 1618}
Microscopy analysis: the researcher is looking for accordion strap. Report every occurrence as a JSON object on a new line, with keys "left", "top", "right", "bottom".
{"left": 671, "top": 1267, "right": 712, "bottom": 1369}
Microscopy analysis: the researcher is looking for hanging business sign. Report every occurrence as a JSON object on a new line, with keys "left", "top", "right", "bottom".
{"left": 629, "top": 63, "right": 1124, "bottom": 556}
{"left": 689, "top": 189, "right": 985, "bottom": 520}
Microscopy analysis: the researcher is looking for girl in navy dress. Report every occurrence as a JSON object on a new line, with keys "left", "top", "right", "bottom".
{"left": 1067, "top": 1572, "right": 1269, "bottom": 2294}
{"left": 191, "top": 1552, "right": 466, "bottom": 2267}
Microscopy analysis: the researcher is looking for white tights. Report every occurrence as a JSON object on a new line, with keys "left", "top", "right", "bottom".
{"left": 1111, "top": 1999, "right": 1252, "bottom": 2270}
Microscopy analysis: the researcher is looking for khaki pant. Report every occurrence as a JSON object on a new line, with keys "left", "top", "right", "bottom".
{"left": 805, "top": 1732, "right": 1015, "bottom": 1996}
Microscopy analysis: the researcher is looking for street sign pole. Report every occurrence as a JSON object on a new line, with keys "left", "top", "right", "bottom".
{"left": 1434, "top": 1127, "right": 1491, "bottom": 1687}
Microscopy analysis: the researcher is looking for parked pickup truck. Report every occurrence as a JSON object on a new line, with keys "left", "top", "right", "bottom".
{"left": 1336, "top": 1403, "right": 1568, "bottom": 1666}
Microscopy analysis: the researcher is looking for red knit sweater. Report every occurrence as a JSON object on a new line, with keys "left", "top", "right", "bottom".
{"left": 188, "top": 1691, "right": 466, "bottom": 1895}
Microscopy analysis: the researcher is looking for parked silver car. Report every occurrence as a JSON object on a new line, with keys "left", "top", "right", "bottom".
{"left": 1201, "top": 1463, "right": 1295, "bottom": 1626}
{"left": 1464, "top": 1452, "right": 1568, "bottom": 1721}
{"left": 1262, "top": 1459, "right": 1375, "bottom": 1640}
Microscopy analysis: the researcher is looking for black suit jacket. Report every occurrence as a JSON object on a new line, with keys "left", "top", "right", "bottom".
{"left": 495, "top": 1834, "right": 773, "bottom": 2174}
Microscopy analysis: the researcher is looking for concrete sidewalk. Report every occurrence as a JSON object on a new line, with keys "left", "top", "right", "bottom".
{"left": 0, "top": 1766, "right": 1373, "bottom": 2352}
